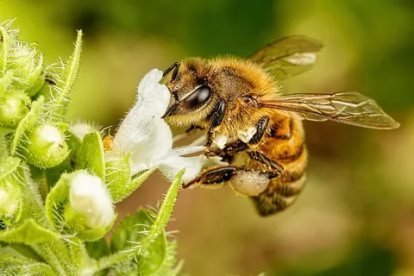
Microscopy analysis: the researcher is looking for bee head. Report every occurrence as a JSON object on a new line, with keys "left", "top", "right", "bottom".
{"left": 161, "top": 58, "right": 218, "bottom": 127}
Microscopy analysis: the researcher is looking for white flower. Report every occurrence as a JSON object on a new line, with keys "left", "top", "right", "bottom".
{"left": 107, "top": 69, "right": 222, "bottom": 182}
{"left": 69, "top": 173, "right": 114, "bottom": 229}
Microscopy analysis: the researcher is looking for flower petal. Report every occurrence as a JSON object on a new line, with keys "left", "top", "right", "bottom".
{"left": 136, "top": 69, "right": 170, "bottom": 117}
{"left": 158, "top": 155, "right": 205, "bottom": 183}
{"left": 112, "top": 69, "right": 171, "bottom": 155}
{"left": 129, "top": 118, "right": 173, "bottom": 174}
{"left": 158, "top": 154, "right": 227, "bottom": 183}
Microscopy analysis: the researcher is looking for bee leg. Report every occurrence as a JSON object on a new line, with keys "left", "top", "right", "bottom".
{"left": 249, "top": 151, "right": 284, "bottom": 174}
{"left": 205, "top": 99, "right": 226, "bottom": 153}
{"left": 219, "top": 140, "right": 249, "bottom": 157}
{"left": 248, "top": 116, "right": 270, "bottom": 145}
{"left": 163, "top": 62, "right": 181, "bottom": 81}
{"left": 214, "top": 116, "right": 270, "bottom": 157}
{"left": 185, "top": 124, "right": 205, "bottom": 134}
{"left": 183, "top": 166, "right": 238, "bottom": 188}
{"left": 183, "top": 165, "right": 280, "bottom": 190}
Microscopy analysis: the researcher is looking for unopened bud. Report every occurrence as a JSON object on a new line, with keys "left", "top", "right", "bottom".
{"left": 25, "top": 124, "right": 69, "bottom": 168}
{"left": 65, "top": 173, "right": 115, "bottom": 230}
{"left": 0, "top": 92, "right": 31, "bottom": 128}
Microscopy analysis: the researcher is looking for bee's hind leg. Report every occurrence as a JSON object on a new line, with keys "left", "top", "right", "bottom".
{"left": 183, "top": 165, "right": 278, "bottom": 197}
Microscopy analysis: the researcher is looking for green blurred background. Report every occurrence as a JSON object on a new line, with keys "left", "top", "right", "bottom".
{"left": 2, "top": 0, "right": 414, "bottom": 275}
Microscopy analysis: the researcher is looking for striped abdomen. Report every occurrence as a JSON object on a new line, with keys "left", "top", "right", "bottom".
{"left": 249, "top": 114, "right": 308, "bottom": 216}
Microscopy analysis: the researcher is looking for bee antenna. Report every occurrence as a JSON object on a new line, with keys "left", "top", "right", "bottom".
{"left": 163, "top": 62, "right": 181, "bottom": 81}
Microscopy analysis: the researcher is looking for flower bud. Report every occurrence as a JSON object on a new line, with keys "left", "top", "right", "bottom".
{"left": 25, "top": 124, "right": 69, "bottom": 168}
{"left": 0, "top": 176, "right": 21, "bottom": 220}
{"left": 8, "top": 43, "right": 44, "bottom": 96}
{"left": 64, "top": 173, "right": 114, "bottom": 231}
{"left": 0, "top": 91, "right": 31, "bottom": 128}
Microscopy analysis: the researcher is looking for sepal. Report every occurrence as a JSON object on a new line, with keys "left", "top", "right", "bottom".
{"left": 105, "top": 154, "right": 156, "bottom": 203}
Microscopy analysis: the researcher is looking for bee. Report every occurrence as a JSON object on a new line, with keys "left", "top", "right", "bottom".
{"left": 161, "top": 36, "right": 400, "bottom": 216}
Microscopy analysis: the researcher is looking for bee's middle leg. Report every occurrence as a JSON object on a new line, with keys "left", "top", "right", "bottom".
{"left": 182, "top": 166, "right": 238, "bottom": 189}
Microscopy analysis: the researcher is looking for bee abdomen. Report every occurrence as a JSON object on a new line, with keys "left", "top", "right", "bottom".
{"left": 251, "top": 143, "right": 308, "bottom": 216}
{"left": 252, "top": 170, "right": 306, "bottom": 216}
{"left": 275, "top": 171, "right": 307, "bottom": 197}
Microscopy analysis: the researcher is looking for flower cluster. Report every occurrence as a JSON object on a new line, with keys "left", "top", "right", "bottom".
{"left": 0, "top": 19, "right": 206, "bottom": 275}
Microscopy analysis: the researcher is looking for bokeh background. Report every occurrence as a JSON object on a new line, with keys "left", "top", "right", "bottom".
{"left": 2, "top": 1, "right": 414, "bottom": 275}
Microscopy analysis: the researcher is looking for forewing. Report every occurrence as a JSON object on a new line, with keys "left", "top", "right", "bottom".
{"left": 260, "top": 92, "right": 400, "bottom": 129}
{"left": 248, "top": 36, "right": 323, "bottom": 80}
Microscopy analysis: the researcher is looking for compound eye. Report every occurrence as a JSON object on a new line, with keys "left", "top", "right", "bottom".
{"left": 184, "top": 86, "right": 211, "bottom": 110}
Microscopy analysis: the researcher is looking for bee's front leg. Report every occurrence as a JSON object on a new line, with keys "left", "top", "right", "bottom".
{"left": 185, "top": 124, "right": 205, "bottom": 134}
{"left": 204, "top": 99, "right": 226, "bottom": 155}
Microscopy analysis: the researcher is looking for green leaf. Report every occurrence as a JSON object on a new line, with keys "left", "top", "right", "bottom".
{"left": 11, "top": 96, "right": 44, "bottom": 155}
{"left": 110, "top": 209, "right": 166, "bottom": 276}
{"left": 0, "top": 248, "right": 55, "bottom": 276}
{"left": 46, "top": 30, "right": 83, "bottom": 121}
{"left": 0, "top": 156, "right": 20, "bottom": 180}
{"left": 85, "top": 238, "right": 109, "bottom": 260}
{"left": 77, "top": 131, "right": 105, "bottom": 181}
{"left": 150, "top": 241, "right": 179, "bottom": 276}
{"left": 0, "top": 219, "right": 60, "bottom": 244}
{"left": 29, "top": 241, "right": 73, "bottom": 275}
{"left": 139, "top": 169, "right": 184, "bottom": 254}
{"left": 9, "top": 243, "right": 44, "bottom": 262}
{"left": 110, "top": 209, "right": 164, "bottom": 252}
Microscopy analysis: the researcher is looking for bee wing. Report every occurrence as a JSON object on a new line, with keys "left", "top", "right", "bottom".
{"left": 248, "top": 36, "right": 323, "bottom": 81}
{"left": 260, "top": 92, "right": 400, "bottom": 129}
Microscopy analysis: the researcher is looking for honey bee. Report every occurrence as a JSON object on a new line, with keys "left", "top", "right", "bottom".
{"left": 161, "top": 36, "right": 400, "bottom": 216}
